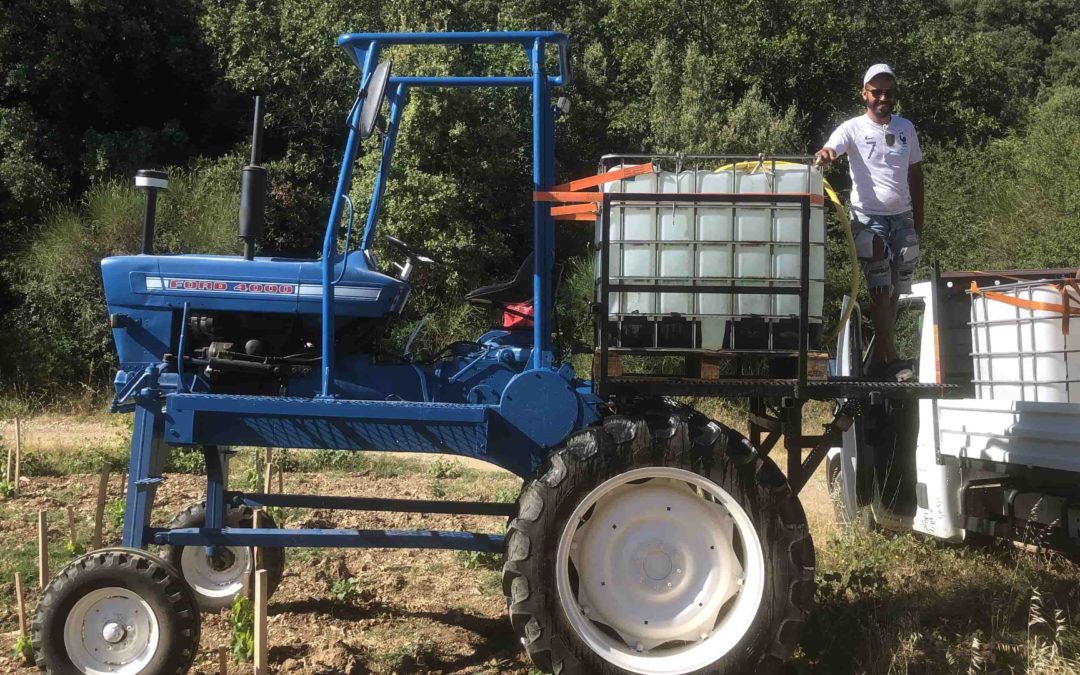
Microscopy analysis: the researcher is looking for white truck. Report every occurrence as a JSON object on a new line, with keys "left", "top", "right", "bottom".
{"left": 827, "top": 267, "right": 1080, "bottom": 556}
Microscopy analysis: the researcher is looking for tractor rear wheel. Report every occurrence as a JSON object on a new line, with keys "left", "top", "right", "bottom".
{"left": 32, "top": 547, "right": 200, "bottom": 675}
{"left": 502, "top": 401, "right": 814, "bottom": 674}
{"left": 164, "top": 501, "right": 285, "bottom": 612}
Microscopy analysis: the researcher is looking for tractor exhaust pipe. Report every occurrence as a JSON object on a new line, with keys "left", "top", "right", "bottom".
{"left": 238, "top": 95, "right": 267, "bottom": 261}
{"left": 135, "top": 169, "right": 168, "bottom": 255}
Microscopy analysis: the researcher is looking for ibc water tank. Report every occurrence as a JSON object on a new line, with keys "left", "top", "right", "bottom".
{"left": 970, "top": 281, "right": 1080, "bottom": 402}
{"left": 597, "top": 158, "right": 827, "bottom": 348}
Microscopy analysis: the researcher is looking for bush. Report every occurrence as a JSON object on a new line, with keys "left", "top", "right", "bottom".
{"left": 0, "top": 156, "right": 242, "bottom": 390}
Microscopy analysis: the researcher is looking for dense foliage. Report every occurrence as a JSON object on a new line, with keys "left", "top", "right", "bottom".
{"left": 1, "top": 0, "right": 1078, "bottom": 391}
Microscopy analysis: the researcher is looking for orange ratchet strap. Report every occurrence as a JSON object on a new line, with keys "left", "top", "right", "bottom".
{"left": 970, "top": 278, "right": 1080, "bottom": 335}
{"left": 533, "top": 162, "right": 655, "bottom": 220}
{"left": 533, "top": 162, "right": 825, "bottom": 220}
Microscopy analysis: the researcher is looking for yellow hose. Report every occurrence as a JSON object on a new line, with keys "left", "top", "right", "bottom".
{"left": 714, "top": 160, "right": 859, "bottom": 345}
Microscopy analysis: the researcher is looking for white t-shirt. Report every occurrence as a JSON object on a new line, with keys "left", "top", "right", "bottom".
{"left": 825, "top": 114, "right": 922, "bottom": 216}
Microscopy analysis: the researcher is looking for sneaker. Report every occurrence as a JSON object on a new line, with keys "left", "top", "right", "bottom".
{"left": 888, "top": 359, "right": 916, "bottom": 383}
{"left": 865, "top": 359, "right": 915, "bottom": 382}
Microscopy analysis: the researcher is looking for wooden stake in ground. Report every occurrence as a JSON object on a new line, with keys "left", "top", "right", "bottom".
{"left": 93, "top": 461, "right": 110, "bottom": 550}
{"left": 13, "top": 415, "right": 21, "bottom": 495}
{"left": 253, "top": 568, "right": 268, "bottom": 675}
{"left": 66, "top": 506, "right": 77, "bottom": 547}
{"left": 263, "top": 447, "right": 273, "bottom": 494}
{"left": 14, "top": 572, "right": 26, "bottom": 636}
{"left": 218, "top": 645, "right": 228, "bottom": 675}
{"left": 251, "top": 509, "right": 265, "bottom": 575}
{"left": 276, "top": 449, "right": 283, "bottom": 493}
{"left": 5, "top": 442, "right": 11, "bottom": 484}
{"left": 37, "top": 510, "right": 48, "bottom": 589}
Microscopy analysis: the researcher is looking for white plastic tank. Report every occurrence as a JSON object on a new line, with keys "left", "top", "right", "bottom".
{"left": 970, "top": 281, "right": 1080, "bottom": 402}
{"left": 597, "top": 159, "right": 827, "bottom": 347}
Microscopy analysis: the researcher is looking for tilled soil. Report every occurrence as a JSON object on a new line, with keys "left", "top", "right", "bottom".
{"left": 0, "top": 467, "right": 530, "bottom": 674}
{"left": 0, "top": 414, "right": 834, "bottom": 674}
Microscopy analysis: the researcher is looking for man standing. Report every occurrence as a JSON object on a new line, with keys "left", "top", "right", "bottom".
{"left": 816, "top": 63, "right": 924, "bottom": 381}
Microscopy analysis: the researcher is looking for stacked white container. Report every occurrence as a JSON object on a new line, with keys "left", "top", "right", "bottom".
{"left": 599, "top": 159, "right": 827, "bottom": 350}
{"left": 969, "top": 281, "right": 1080, "bottom": 402}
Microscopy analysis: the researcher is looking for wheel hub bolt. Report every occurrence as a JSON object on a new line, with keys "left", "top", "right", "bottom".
{"left": 102, "top": 622, "right": 127, "bottom": 644}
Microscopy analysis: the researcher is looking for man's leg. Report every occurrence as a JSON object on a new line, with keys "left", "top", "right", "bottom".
{"left": 858, "top": 228, "right": 898, "bottom": 366}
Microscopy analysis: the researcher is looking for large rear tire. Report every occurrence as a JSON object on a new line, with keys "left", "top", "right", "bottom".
{"left": 503, "top": 401, "right": 814, "bottom": 674}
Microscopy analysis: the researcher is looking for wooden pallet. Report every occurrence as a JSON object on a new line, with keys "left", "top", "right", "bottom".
{"left": 592, "top": 350, "right": 830, "bottom": 382}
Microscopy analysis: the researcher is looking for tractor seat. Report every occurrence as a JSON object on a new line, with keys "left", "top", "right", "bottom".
{"left": 465, "top": 253, "right": 533, "bottom": 306}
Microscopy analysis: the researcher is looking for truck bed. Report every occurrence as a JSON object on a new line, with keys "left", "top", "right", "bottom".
{"left": 937, "top": 398, "right": 1080, "bottom": 473}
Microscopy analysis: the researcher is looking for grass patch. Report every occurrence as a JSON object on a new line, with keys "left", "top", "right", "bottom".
{"left": 20, "top": 444, "right": 128, "bottom": 476}
{"left": 417, "top": 467, "right": 521, "bottom": 504}
{"left": 427, "top": 458, "right": 463, "bottom": 479}
{"left": 0, "top": 514, "right": 89, "bottom": 606}
{"left": 373, "top": 637, "right": 440, "bottom": 672}
{"left": 278, "top": 449, "right": 421, "bottom": 478}
{"left": 796, "top": 522, "right": 1080, "bottom": 672}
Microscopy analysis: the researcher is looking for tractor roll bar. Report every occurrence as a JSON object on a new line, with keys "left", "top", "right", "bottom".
{"left": 319, "top": 32, "right": 569, "bottom": 397}
{"left": 337, "top": 31, "right": 571, "bottom": 87}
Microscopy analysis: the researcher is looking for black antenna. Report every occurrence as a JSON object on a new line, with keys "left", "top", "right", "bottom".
{"left": 238, "top": 95, "right": 267, "bottom": 260}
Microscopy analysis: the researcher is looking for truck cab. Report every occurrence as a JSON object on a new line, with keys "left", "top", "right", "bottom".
{"left": 829, "top": 269, "right": 1080, "bottom": 557}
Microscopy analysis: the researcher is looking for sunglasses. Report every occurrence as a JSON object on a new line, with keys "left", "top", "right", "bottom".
{"left": 866, "top": 87, "right": 898, "bottom": 99}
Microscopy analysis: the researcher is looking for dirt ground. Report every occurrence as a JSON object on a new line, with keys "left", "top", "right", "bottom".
{"left": 0, "top": 414, "right": 834, "bottom": 674}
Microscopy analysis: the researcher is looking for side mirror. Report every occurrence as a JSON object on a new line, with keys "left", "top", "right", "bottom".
{"left": 359, "top": 60, "right": 392, "bottom": 140}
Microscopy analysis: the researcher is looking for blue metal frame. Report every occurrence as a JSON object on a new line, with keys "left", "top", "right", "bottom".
{"left": 103, "top": 31, "right": 590, "bottom": 556}
{"left": 321, "top": 31, "right": 568, "bottom": 394}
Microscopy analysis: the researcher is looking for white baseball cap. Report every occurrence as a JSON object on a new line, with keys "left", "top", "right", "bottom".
{"left": 863, "top": 63, "right": 896, "bottom": 85}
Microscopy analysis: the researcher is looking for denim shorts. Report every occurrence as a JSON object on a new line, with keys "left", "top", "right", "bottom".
{"left": 850, "top": 210, "right": 920, "bottom": 294}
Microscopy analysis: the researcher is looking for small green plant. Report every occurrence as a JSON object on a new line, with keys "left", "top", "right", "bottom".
{"left": 229, "top": 593, "right": 254, "bottom": 662}
{"left": 166, "top": 447, "right": 204, "bottom": 474}
{"left": 0, "top": 479, "right": 15, "bottom": 499}
{"left": 12, "top": 634, "right": 33, "bottom": 665}
{"left": 427, "top": 458, "right": 462, "bottom": 479}
{"left": 428, "top": 479, "right": 447, "bottom": 498}
{"left": 493, "top": 486, "right": 518, "bottom": 504}
{"left": 377, "top": 638, "right": 438, "bottom": 672}
{"left": 239, "top": 464, "right": 262, "bottom": 492}
{"left": 265, "top": 506, "right": 285, "bottom": 527}
{"left": 456, "top": 549, "right": 502, "bottom": 570}
{"left": 105, "top": 498, "right": 125, "bottom": 529}
{"left": 64, "top": 540, "right": 86, "bottom": 557}
{"left": 328, "top": 576, "right": 366, "bottom": 603}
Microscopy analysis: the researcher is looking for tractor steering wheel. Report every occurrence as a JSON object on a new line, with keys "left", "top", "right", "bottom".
{"left": 384, "top": 235, "right": 441, "bottom": 281}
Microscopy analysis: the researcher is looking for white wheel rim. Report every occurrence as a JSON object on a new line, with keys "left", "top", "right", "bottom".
{"left": 64, "top": 587, "right": 159, "bottom": 674}
{"left": 555, "top": 466, "right": 766, "bottom": 675}
{"left": 180, "top": 545, "right": 250, "bottom": 601}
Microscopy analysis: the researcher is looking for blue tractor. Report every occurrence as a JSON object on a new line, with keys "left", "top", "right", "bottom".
{"left": 32, "top": 32, "right": 828, "bottom": 675}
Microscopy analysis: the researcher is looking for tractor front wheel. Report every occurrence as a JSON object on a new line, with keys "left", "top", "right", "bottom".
{"left": 503, "top": 402, "right": 814, "bottom": 674}
{"left": 32, "top": 547, "right": 200, "bottom": 675}
{"left": 164, "top": 501, "right": 285, "bottom": 612}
